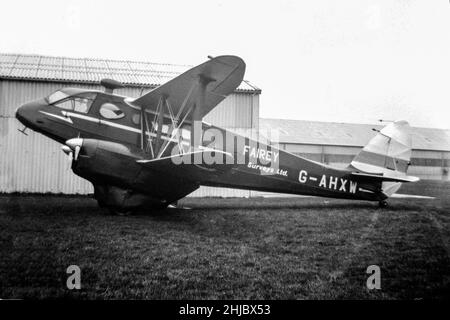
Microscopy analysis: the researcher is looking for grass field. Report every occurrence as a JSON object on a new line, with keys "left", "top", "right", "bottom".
{"left": 0, "top": 180, "right": 449, "bottom": 299}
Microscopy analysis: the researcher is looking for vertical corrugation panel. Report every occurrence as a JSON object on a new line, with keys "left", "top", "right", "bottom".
{"left": 0, "top": 80, "right": 98, "bottom": 194}
{"left": 0, "top": 80, "right": 260, "bottom": 196}
{"left": 0, "top": 118, "right": 92, "bottom": 194}
{"left": 252, "top": 94, "right": 259, "bottom": 136}
{"left": 204, "top": 93, "right": 258, "bottom": 129}
{"left": 412, "top": 150, "right": 444, "bottom": 159}
{"left": 284, "top": 144, "right": 323, "bottom": 153}
{"left": 115, "top": 87, "right": 143, "bottom": 99}
{"left": 323, "top": 145, "right": 360, "bottom": 155}
{"left": 408, "top": 166, "right": 443, "bottom": 180}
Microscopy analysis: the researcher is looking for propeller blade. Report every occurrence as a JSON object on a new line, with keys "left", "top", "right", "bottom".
{"left": 61, "top": 145, "right": 73, "bottom": 171}
{"left": 65, "top": 138, "right": 83, "bottom": 161}
{"left": 62, "top": 138, "right": 83, "bottom": 170}
{"left": 67, "top": 151, "right": 73, "bottom": 171}
{"left": 74, "top": 145, "right": 80, "bottom": 161}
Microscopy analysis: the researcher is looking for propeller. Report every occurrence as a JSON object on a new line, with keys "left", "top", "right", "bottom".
{"left": 61, "top": 138, "right": 83, "bottom": 169}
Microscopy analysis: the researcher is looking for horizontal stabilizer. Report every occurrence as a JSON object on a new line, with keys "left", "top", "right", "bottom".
{"left": 351, "top": 171, "right": 420, "bottom": 183}
{"left": 137, "top": 149, "right": 236, "bottom": 182}
{"left": 391, "top": 193, "right": 435, "bottom": 199}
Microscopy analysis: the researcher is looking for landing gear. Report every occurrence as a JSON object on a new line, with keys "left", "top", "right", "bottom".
{"left": 106, "top": 203, "right": 168, "bottom": 215}
{"left": 107, "top": 207, "right": 133, "bottom": 216}
{"left": 96, "top": 199, "right": 106, "bottom": 208}
{"left": 93, "top": 184, "right": 175, "bottom": 215}
{"left": 378, "top": 200, "right": 388, "bottom": 208}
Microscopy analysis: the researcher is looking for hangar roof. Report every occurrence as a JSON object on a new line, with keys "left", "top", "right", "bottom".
{"left": 0, "top": 53, "right": 260, "bottom": 93}
{"left": 260, "top": 118, "right": 450, "bottom": 151}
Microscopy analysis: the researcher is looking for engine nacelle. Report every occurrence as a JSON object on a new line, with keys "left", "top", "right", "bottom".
{"left": 71, "top": 139, "right": 143, "bottom": 186}
{"left": 63, "top": 138, "right": 197, "bottom": 213}
{"left": 67, "top": 139, "right": 168, "bottom": 213}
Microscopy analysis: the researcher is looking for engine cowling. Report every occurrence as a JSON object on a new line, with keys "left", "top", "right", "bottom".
{"left": 62, "top": 138, "right": 168, "bottom": 213}
{"left": 67, "top": 138, "right": 143, "bottom": 184}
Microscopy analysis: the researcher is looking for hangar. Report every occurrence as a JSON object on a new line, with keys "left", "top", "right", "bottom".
{"left": 260, "top": 118, "right": 450, "bottom": 182}
{"left": 1, "top": 53, "right": 448, "bottom": 198}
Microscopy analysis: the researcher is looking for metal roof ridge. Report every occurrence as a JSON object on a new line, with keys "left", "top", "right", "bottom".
{"left": 260, "top": 117, "right": 450, "bottom": 132}
{"left": 0, "top": 52, "right": 191, "bottom": 68}
{"left": 0, "top": 52, "right": 260, "bottom": 93}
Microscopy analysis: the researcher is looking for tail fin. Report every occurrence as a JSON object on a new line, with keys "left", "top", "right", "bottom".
{"left": 351, "top": 120, "right": 413, "bottom": 174}
{"left": 349, "top": 120, "right": 418, "bottom": 197}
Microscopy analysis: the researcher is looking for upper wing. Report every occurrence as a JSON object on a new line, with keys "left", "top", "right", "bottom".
{"left": 132, "top": 55, "right": 246, "bottom": 119}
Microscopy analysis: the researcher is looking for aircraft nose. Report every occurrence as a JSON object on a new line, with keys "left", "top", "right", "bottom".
{"left": 15, "top": 99, "right": 46, "bottom": 127}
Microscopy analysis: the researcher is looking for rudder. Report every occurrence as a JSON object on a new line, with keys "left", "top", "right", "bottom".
{"left": 350, "top": 120, "right": 412, "bottom": 174}
{"left": 349, "top": 121, "right": 416, "bottom": 197}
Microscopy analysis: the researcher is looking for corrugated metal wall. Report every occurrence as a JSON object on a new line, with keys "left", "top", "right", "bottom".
{"left": 0, "top": 80, "right": 259, "bottom": 196}
{"left": 0, "top": 117, "right": 92, "bottom": 193}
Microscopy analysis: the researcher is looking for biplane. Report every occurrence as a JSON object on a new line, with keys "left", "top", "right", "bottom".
{"left": 15, "top": 55, "right": 420, "bottom": 214}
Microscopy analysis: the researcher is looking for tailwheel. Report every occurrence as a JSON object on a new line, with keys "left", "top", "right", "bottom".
{"left": 378, "top": 200, "right": 388, "bottom": 208}
{"left": 151, "top": 203, "right": 169, "bottom": 210}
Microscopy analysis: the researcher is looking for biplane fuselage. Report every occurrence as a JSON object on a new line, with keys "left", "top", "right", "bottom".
{"left": 15, "top": 56, "right": 418, "bottom": 213}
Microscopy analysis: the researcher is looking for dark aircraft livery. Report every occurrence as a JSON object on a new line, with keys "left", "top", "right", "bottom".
{"left": 15, "top": 56, "right": 419, "bottom": 214}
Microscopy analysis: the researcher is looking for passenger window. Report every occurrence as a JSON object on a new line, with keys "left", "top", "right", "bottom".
{"left": 181, "top": 125, "right": 191, "bottom": 140}
{"left": 99, "top": 103, "right": 125, "bottom": 119}
{"left": 73, "top": 98, "right": 92, "bottom": 113}
{"left": 55, "top": 99, "right": 74, "bottom": 110}
{"left": 153, "top": 123, "right": 170, "bottom": 133}
{"left": 132, "top": 113, "right": 141, "bottom": 125}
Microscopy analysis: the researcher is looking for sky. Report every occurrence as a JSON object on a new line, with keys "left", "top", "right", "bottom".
{"left": 1, "top": 0, "right": 449, "bottom": 129}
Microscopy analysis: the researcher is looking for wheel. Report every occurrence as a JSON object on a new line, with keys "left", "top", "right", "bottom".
{"left": 97, "top": 199, "right": 106, "bottom": 208}
{"left": 107, "top": 206, "right": 133, "bottom": 216}
{"left": 378, "top": 200, "right": 388, "bottom": 208}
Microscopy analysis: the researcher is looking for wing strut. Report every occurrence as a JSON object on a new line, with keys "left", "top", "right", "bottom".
{"left": 139, "top": 78, "right": 208, "bottom": 159}
{"left": 155, "top": 96, "right": 165, "bottom": 152}
{"left": 191, "top": 76, "right": 206, "bottom": 150}
{"left": 132, "top": 55, "right": 246, "bottom": 159}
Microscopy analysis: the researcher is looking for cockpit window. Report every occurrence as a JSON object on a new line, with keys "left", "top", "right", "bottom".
{"left": 47, "top": 90, "right": 69, "bottom": 104}
{"left": 55, "top": 99, "right": 74, "bottom": 110}
{"left": 73, "top": 98, "right": 91, "bottom": 113}
{"left": 51, "top": 92, "right": 97, "bottom": 114}
{"left": 99, "top": 103, "right": 125, "bottom": 119}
